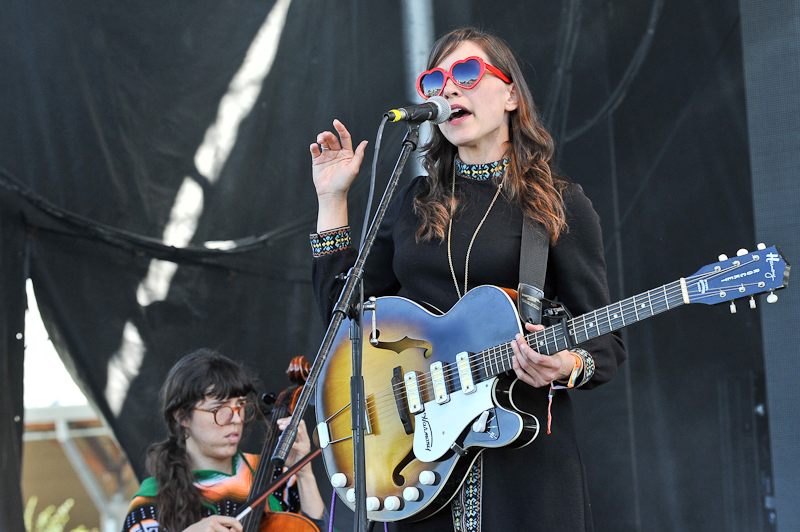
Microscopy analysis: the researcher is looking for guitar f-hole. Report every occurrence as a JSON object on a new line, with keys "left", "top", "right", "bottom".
{"left": 391, "top": 448, "right": 417, "bottom": 487}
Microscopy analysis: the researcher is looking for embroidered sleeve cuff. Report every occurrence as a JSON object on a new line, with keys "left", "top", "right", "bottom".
{"left": 310, "top": 226, "right": 351, "bottom": 257}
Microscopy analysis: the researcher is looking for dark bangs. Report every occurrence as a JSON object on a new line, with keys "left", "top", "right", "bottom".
{"left": 161, "top": 348, "right": 257, "bottom": 424}
{"left": 202, "top": 355, "right": 256, "bottom": 401}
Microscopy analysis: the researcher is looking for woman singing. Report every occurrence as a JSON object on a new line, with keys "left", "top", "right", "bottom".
{"left": 309, "top": 28, "right": 627, "bottom": 531}
{"left": 121, "top": 349, "right": 326, "bottom": 532}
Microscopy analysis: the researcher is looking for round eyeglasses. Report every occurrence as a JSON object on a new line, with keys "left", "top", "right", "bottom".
{"left": 195, "top": 402, "right": 256, "bottom": 426}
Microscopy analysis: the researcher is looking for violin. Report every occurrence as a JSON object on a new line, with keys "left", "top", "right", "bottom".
{"left": 241, "top": 356, "right": 321, "bottom": 532}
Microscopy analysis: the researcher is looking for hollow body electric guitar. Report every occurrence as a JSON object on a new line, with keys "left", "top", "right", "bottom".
{"left": 314, "top": 245, "right": 789, "bottom": 522}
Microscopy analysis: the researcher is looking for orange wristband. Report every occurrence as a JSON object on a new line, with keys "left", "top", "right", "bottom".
{"left": 564, "top": 352, "right": 583, "bottom": 388}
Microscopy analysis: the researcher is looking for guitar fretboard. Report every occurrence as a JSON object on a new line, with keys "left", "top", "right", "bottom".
{"left": 478, "top": 280, "right": 686, "bottom": 379}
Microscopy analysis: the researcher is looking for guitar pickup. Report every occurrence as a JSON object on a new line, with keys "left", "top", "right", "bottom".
{"left": 404, "top": 371, "right": 424, "bottom": 414}
{"left": 430, "top": 361, "right": 450, "bottom": 404}
{"left": 392, "top": 366, "right": 414, "bottom": 435}
{"left": 455, "top": 352, "right": 475, "bottom": 394}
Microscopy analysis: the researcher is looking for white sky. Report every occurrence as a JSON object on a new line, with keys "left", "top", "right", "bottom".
{"left": 24, "top": 279, "right": 88, "bottom": 409}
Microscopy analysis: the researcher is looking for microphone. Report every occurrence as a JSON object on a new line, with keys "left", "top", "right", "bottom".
{"left": 385, "top": 96, "right": 451, "bottom": 124}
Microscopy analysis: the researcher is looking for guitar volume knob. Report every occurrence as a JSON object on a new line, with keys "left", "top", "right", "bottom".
{"left": 419, "top": 470, "right": 436, "bottom": 485}
{"left": 330, "top": 473, "right": 348, "bottom": 488}
{"left": 403, "top": 487, "right": 421, "bottom": 501}
{"left": 346, "top": 489, "right": 356, "bottom": 503}
{"left": 384, "top": 496, "right": 401, "bottom": 511}
{"left": 366, "top": 497, "right": 381, "bottom": 511}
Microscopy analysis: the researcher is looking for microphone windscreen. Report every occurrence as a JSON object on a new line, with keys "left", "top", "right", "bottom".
{"left": 428, "top": 96, "right": 452, "bottom": 124}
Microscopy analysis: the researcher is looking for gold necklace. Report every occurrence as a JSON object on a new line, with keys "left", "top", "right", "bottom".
{"left": 447, "top": 159, "right": 504, "bottom": 299}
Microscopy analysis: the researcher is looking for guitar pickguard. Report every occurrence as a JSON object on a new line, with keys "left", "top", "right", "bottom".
{"left": 412, "top": 380, "right": 495, "bottom": 462}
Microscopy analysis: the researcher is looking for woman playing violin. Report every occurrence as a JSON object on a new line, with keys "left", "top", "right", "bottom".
{"left": 121, "top": 348, "right": 326, "bottom": 532}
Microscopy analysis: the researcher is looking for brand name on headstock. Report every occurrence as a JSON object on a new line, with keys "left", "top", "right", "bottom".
{"left": 721, "top": 268, "right": 760, "bottom": 282}
{"left": 765, "top": 252, "right": 781, "bottom": 280}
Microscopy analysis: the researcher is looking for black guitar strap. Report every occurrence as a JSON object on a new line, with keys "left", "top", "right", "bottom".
{"left": 518, "top": 216, "right": 549, "bottom": 325}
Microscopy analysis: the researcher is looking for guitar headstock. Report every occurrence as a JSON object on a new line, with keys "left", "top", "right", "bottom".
{"left": 685, "top": 244, "right": 790, "bottom": 307}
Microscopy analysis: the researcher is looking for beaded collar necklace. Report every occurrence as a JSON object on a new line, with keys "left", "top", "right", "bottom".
{"left": 454, "top": 156, "right": 510, "bottom": 180}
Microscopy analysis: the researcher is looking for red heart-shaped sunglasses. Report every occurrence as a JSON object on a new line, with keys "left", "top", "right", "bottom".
{"left": 416, "top": 56, "right": 512, "bottom": 99}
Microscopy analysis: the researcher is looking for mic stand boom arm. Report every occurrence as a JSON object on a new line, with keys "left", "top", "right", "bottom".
{"left": 272, "top": 122, "right": 421, "bottom": 532}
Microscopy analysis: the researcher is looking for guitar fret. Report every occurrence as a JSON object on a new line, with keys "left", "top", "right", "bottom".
{"left": 654, "top": 288, "right": 666, "bottom": 314}
{"left": 627, "top": 297, "right": 638, "bottom": 322}
{"left": 555, "top": 330, "right": 566, "bottom": 352}
{"left": 663, "top": 284, "right": 670, "bottom": 310}
{"left": 533, "top": 329, "right": 547, "bottom": 353}
{"left": 594, "top": 310, "right": 607, "bottom": 336}
{"left": 582, "top": 315, "right": 590, "bottom": 343}
{"left": 497, "top": 346, "right": 505, "bottom": 374}
{"left": 548, "top": 326, "right": 558, "bottom": 355}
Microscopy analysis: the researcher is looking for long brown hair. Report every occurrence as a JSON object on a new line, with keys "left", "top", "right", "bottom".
{"left": 145, "top": 349, "right": 257, "bottom": 532}
{"left": 415, "top": 27, "right": 571, "bottom": 243}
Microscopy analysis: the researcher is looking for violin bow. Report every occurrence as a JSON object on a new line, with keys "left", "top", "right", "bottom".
{"left": 235, "top": 448, "right": 322, "bottom": 522}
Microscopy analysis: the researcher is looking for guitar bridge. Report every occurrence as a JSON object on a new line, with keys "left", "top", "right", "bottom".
{"left": 392, "top": 366, "right": 414, "bottom": 435}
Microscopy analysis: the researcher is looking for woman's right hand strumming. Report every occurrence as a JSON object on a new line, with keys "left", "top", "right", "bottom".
{"left": 310, "top": 119, "right": 368, "bottom": 232}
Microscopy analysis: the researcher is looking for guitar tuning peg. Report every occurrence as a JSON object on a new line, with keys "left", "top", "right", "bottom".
{"left": 767, "top": 293, "right": 778, "bottom": 304}
{"left": 718, "top": 254, "right": 729, "bottom": 261}
{"left": 750, "top": 297, "right": 757, "bottom": 309}
{"left": 757, "top": 243, "right": 766, "bottom": 250}
{"left": 729, "top": 301, "right": 737, "bottom": 314}
{"left": 737, "top": 248, "right": 749, "bottom": 256}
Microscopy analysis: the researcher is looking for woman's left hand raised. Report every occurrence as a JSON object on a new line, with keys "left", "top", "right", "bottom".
{"left": 510, "top": 322, "right": 574, "bottom": 388}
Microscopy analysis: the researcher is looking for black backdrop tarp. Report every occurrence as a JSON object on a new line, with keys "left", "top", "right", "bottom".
{"left": 1, "top": 0, "right": 771, "bottom": 531}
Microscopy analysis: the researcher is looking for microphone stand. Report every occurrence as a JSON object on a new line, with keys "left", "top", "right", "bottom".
{"left": 272, "top": 121, "right": 422, "bottom": 532}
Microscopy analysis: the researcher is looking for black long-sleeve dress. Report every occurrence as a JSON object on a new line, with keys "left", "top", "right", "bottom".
{"left": 312, "top": 168, "right": 627, "bottom": 532}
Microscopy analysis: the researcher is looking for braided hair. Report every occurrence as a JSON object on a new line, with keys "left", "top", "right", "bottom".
{"left": 144, "top": 349, "right": 257, "bottom": 532}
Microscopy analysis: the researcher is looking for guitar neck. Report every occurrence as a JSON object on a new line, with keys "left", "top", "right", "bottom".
{"left": 483, "top": 279, "right": 687, "bottom": 378}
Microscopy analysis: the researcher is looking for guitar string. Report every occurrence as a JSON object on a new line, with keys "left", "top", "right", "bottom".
{"left": 364, "top": 272, "right": 763, "bottom": 417}
{"left": 397, "top": 260, "right": 765, "bottom": 394}
{"left": 356, "top": 270, "right": 768, "bottom": 420}
{"left": 338, "top": 279, "right": 766, "bottom": 427}
{"left": 325, "top": 259, "right": 774, "bottom": 424}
